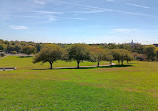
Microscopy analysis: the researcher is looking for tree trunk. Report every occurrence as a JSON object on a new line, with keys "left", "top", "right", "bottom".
{"left": 77, "top": 60, "right": 80, "bottom": 68}
{"left": 121, "top": 60, "right": 124, "bottom": 65}
{"left": 50, "top": 62, "right": 53, "bottom": 69}
{"left": 97, "top": 62, "right": 100, "bottom": 67}
{"left": 110, "top": 61, "right": 112, "bottom": 65}
{"left": 118, "top": 60, "right": 120, "bottom": 65}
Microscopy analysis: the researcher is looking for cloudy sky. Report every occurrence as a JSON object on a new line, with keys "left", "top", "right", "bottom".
{"left": 0, "top": 0, "right": 158, "bottom": 44}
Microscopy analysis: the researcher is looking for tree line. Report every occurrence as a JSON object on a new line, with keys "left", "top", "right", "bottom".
{"left": 33, "top": 44, "right": 133, "bottom": 69}
{"left": 0, "top": 39, "right": 158, "bottom": 63}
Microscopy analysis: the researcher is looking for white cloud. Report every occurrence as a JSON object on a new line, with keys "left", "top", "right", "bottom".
{"left": 33, "top": 0, "right": 46, "bottom": 4}
{"left": 105, "top": 0, "right": 114, "bottom": 2}
{"left": 111, "top": 28, "right": 138, "bottom": 33}
{"left": 9, "top": 25, "right": 28, "bottom": 30}
{"left": 33, "top": 11, "right": 62, "bottom": 15}
{"left": 127, "top": 3, "right": 150, "bottom": 9}
{"left": 48, "top": 16, "right": 57, "bottom": 21}
{"left": 73, "top": 5, "right": 156, "bottom": 17}
{"left": 60, "top": 17, "right": 86, "bottom": 20}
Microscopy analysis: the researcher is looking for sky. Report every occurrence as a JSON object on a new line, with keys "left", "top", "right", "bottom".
{"left": 0, "top": 0, "right": 158, "bottom": 44}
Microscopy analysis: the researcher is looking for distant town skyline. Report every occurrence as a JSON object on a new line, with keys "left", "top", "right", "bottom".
{"left": 0, "top": 0, "right": 158, "bottom": 44}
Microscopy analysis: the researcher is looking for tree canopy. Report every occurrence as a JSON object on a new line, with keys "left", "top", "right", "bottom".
{"left": 33, "top": 44, "right": 63, "bottom": 69}
{"left": 22, "top": 45, "right": 37, "bottom": 55}
{"left": 67, "top": 44, "right": 90, "bottom": 68}
{"left": 112, "top": 49, "right": 133, "bottom": 65}
{"left": 90, "top": 46, "right": 107, "bottom": 67}
{"left": 145, "top": 45, "right": 157, "bottom": 61}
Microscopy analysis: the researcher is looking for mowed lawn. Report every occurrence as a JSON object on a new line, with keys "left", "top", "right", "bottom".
{"left": 0, "top": 56, "right": 158, "bottom": 110}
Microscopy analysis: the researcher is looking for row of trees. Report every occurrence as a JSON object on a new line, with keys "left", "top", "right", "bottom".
{"left": 0, "top": 39, "right": 147, "bottom": 54}
{"left": 33, "top": 44, "right": 134, "bottom": 69}
{"left": 1, "top": 39, "right": 158, "bottom": 62}
{"left": 0, "top": 39, "right": 43, "bottom": 53}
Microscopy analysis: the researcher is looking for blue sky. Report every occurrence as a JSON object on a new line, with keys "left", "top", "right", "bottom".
{"left": 0, "top": 0, "right": 158, "bottom": 44}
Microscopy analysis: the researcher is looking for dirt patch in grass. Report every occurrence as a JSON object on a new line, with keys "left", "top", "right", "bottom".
{"left": 123, "top": 88, "right": 143, "bottom": 92}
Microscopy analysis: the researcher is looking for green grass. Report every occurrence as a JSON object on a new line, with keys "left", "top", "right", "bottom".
{"left": 0, "top": 56, "right": 158, "bottom": 110}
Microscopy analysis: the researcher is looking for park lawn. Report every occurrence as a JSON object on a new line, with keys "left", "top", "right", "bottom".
{"left": 0, "top": 56, "right": 110, "bottom": 69}
{"left": 0, "top": 56, "right": 158, "bottom": 110}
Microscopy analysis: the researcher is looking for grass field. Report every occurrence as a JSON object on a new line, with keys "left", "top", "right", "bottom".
{"left": 0, "top": 56, "right": 158, "bottom": 110}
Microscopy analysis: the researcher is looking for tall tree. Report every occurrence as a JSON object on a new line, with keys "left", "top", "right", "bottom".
{"left": 33, "top": 44, "right": 63, "bottom": 69}
{"left": 67, "top": 44, "right": 90, "bottom": 68}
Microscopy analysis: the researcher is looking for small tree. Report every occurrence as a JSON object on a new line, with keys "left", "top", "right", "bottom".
{"left": 125, "top": 52, "right": 134, "bottom": 63}
{"left": 0, "top": 52, "right": 5, "bottom": 57}
{"left": 0, "top": 44, "right": 7, "bottom": 51}
{"left": 67, "top": 44, "right": 90, "bottom": 68}
{"left": 105, "top": 50, "right": 114, "bottom": 65}
{"left": 22, "top": 45, "right": 36, "bottom": 56}
{"left": 112, "top": 49, "right": 133, "bottom": 65}
{"left": 111, "top": 49, "right": 122, "bottom": 65}
{"left": 90, "top": 46, "right": 107, "bottom": 67}
{"left": 145, "top": 45, "right": 157, "bottom": 62}
{"left": 33, "top": 44, "right": 64, "bottom": 69}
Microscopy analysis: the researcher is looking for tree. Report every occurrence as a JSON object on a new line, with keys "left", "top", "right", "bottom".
{"left": 145, "top": 45, "right": 157, "bottom": 62}
{"left": 0, "top": 43, "right": 7, "bottom": 51}
{"left": 36, "top": 43, "right": 43, "bottom": 52}
{"left": 90, "top": 46, "right": 107, "bottom": 67}
{"left": 111, "top": 49, "right": 122, "bottom": 65}
{"left": 67, "top": 44, "right": 90, "bottom": 68}
{"left": 14, "top": 44, "right": 22, "bottom": 52}
{"left": 155, "top": 47, "right": 158, "bottom": 61}
{"left": 125, "top": 52, "right": 134, "bottom": 63}
{"left": 22, "top": 45, "right": 37, "bottom": 56}
{"left": 112, "top": 49, "right": 133, "bottom": 65}
{"left": 105, "top": 50, "right": 114, "bottom": 65}
{"left": 33, "top": 44, "right": 63, "bottom": 69}
{"left": 131, "top": 44, "right": 145, "bottom": 54}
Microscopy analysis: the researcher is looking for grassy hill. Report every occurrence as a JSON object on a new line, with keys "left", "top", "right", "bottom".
{"left": 0, "top": 56, "right": 158, "bottom": 110}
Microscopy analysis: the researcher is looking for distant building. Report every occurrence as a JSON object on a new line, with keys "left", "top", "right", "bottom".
{"left": 128, "top": 40, "right": 137, "bottom": 45}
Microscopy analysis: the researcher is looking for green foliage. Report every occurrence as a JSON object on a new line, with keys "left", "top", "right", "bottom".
{"left": 90, "top": 46, "right": 107, "bottom": 67}
{"left": 118, "top": 44, "right": 132, "bottom": 51}
{"left": 90, "top": 46, "right": 114, "bottom": 66}
{"left": 131, "top": 44, "right": 146, "bottom": 54}
{"left": 105, "top": 50, "right": 114, "bottom": 64}
{"left": 0, "top": 43, "right": 7, "bottom": 51}
{"left": 22, "top": 45, "right": 37, "bottom": 55}
{"left": 145, "top": 45, "right": 157, "bottom": 61}
{"left": 33, "top": 44, "right": 64, "bottom": 69}
{"left": 12, "top": 51, "right": 17, "bottom": 54}
{"left": 111, "top": 49, "right": 133, "bottom": 65}
{"left": 0, "top": 52, "right": 5, "bottom": 57}
{"left": 67, "top": 44, "right": 90, "bottom": 68}
{"left": 35, "top": 43, "right": 43, "bottom": 52}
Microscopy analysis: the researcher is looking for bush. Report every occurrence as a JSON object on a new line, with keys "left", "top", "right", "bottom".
{"left": 12, "top": 51, "right": 17, "bottom": 54}
{"left": 0, "top": 52, "right": 5, "bottom": 57}
{"left": 136, "top": 54, "right": 146, "bottom": 61}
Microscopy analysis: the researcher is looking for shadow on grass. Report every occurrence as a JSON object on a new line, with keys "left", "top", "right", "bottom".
{"left": 18, "top": 56, "right": 32, "bottom": 58}
{"left": 32, "top": 65, "right": 133, "bottom": 70}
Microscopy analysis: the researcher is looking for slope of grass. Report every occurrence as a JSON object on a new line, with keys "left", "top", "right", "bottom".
{"left": 0, "top": 56, "right": 158, "bottom": 110}
{"left": 0, "top": 80, "right": 157, "bottom": 111}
